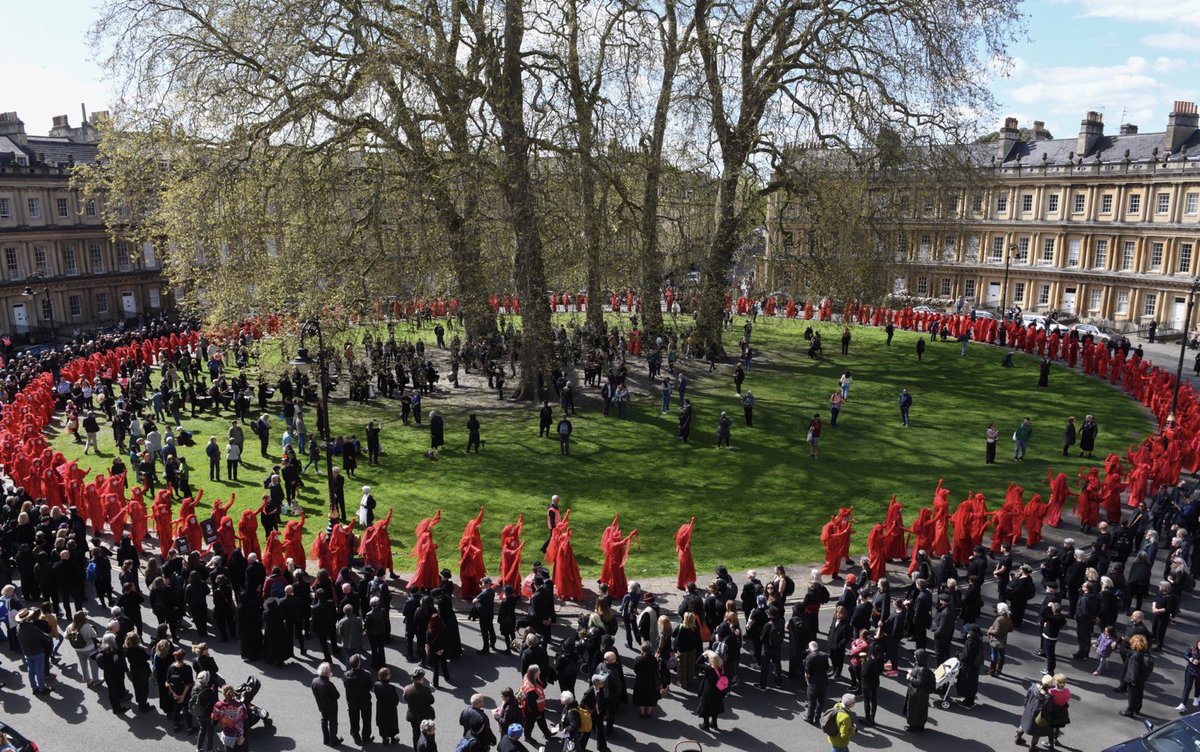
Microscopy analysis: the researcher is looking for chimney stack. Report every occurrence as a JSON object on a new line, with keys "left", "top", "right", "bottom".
{"left": 1031, "top": 121, "right": 1052, "bottom": 141}
{"left": 0, "top": 111, "right": 26, "bottom": 146}
{"left": 1120, "top": 123, "right": 1139, "bottom": 135}
{"left": 1166, "top": 100, "right": 1198, "bottom": 155}
{"left": 998, "top": 116, "right": 1020, "bottom": 161}
{"left": 1077, "top": 111, "right": 1104, "bottom": 158}
{"left": 50, "top": 115, "right": 72, "bottom": 138}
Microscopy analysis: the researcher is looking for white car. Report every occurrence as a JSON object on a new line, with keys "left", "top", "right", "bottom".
{"left": 1071, "top": 323, "right": 1113, "bottom": 343}
{"left": 1021, "top": 314, "right": 1070, "bottom": 335}
{"left": 970, "top": 309, "right": 997, "bottom": 320}
{"left": 912, "top": 305, "right": 941, "bottom": 315}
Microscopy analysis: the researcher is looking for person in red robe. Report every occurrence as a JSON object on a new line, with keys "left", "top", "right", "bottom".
{"left": 238, "top": 507, "right": 262, "bottom": 557}
{"left": 263, "top": 530, "right": 285, "bottom": 572}
{"left": 1024, "top": 493, "right": 1047, "bottom": 547}
{"left": 210, "top": 494, "right": 235, "bottom": 527}
{"left": 550, "top": 523, "right": 582, "bottom": 601}
{"left": 950, "top": 497, "right": 976, "bottom": 565}
{"left": 127, "top": 494, "right": 149, "bottom": 551}
{"left": 458, "top": 508, "right": 487, "bottom": 600}
{"left": 359, "top": 509, "right": 395, "bottom": 575}
{"left": 411, "top": 510, "right": 442, "bottom": 559}
{"left": 105, "top": 493, "right": 126, "bottom": 541}
{"left": 675, "top": 517, "right": 697, "bottom": 590}
{"left": 819, "top": 508, "right": 854, "bottom": 578}
{"left": 498, "top": 514, "right": 526, "bottom": 590}
{"left": 409, "top": 530, "right": 440, "bottom": 590}
{"left": 866, "top": 523, "right": 887, "bottom": 581}
{"left": 1074, "top": 479, "right": 1100, "bottom": 532}
{"left": 931, "top": 481, "right": 952, "bottom": 557}
{"left": 329, "top": 521, "right": 356, "bottom": 573}
{"left": 1045, "top": 469, "right": 1073, "bottom": 528}
{"left": 882, "top": 496, "right": 907, "bottom": 561}
{"left": 598, "top": 515, "right": 639, "bottom": 600}
{"left": 176, "top": 513, "right": 203, "bottom": 554}
{"left": 283, "top": 510, "right": 307, "bottom": 570}
{"left": 906, "top": 508, "right": 935, "bottom": 574}
{"left": 153, "top": 496, "right": 174, "bottom": 558}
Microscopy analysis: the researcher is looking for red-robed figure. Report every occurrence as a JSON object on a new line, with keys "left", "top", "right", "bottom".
{"left": 866, "top": 523, "right": 887, "bottom": 581}
{"left": 359, "top": 509, "right": 395, "bottom": 575}
{"left": 498, "top": 514, "right": 526, "bottom": 591}
{"left": 675, "top": 517, "right": 697, "bottom": 590}
{"left": 238, "top": 507, "right": 262, "bottom": 557}
{"left": 882, "top": 496, "right": 907, "bottom": 561}
{"left": 598, "top": 514, "right": 639, "bottom": 600}
{"left": 263, "top": 530, "right": 285, "bottom": 572}
{"left": 907, "top": 508, "right": 935, "bottom": 574}
{"left": 1045, "top": 469, "right": 1073, "bottom": 528}
{"left": 552, "top": 522, "right": 584, "bottom": 601}
{"left": 931, "top": 480, "right": 952, "bottom": 557}
{"left": 409, "top": 530, "right": 441, "bottom": 590}
{"left": 820, "top": 508, "right": 854, "bottom": 578}
{"left": 458, "top": 508, "right": 488, "bottom": 600}
{"left": 283, "top": 510, "right": 307, "bottom": 570}
{"left": 1024, "top": 493, "right": 1047, "bottom": 547}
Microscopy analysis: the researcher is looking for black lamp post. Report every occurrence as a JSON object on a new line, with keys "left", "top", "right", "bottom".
{"left": 1168, "top": 277, "right": 1200, "bottom": 425}
{"left": 1000, "top": 243, "right": 1014, "bottom": 321}
{"left": 291, "top": 320, "right": 337, "bottom": 513}
{"left": 21, "top": 272, "right": 54, "bottom": 344}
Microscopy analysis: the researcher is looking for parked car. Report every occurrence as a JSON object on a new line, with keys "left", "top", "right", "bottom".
{"left": 912, "top": 305, "right": 941, "bottom": 315}
{"left": 1101, "top": 710, "right": 1200, "bottom": 752}
{"left": 970, "top": 309, "right": 997, "bottom": 320}
{"left": 0, "top": 722, "right": 37, "bottom": 752}
{"left": 1021, "top": 314, "right": 1070, "bottom": 335}
{"left": 1071, "top": 323, "right": 1114, "bottom": 343}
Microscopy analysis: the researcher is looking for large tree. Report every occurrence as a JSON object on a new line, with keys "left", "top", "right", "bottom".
{"left": 689, "top": 0, "right": 1019, "bottom": 352}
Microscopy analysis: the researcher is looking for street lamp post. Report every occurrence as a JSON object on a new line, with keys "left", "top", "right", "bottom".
{"left": 291, "top": 320, "right": 337, "bottom": 514}
{"left": 1168, "top": 277, "right": 1200, "bottom": 425}
{"left": 21, "top": 272, "right": 54, "bottom": 344}
{"left": 1000, "top": 243, "right": 1014, "bottom": 321}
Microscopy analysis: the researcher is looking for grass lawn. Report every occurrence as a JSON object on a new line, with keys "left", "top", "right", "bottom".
{"left": 50, "top": 317, "right": 1153, "bottom": 582}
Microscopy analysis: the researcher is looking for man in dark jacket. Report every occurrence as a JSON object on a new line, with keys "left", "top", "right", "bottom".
{"left": 802, "top": 641, "right": 831, "bottom": 723}
{"left": 1116, "top": 611, "right": 1153, "bottom": 691}
{"left": 404, "top": 669, "right": 437, "bottom": 749}
{"left": 529, "top": 579, "right": 556, "bottom": 642}
{"left": 311, "top": 661, "right": 343, "bottom": 746}
{"left": 1072, "top": 581, "right": 1100, "bottom": 659}
{"left": 366, "top": 597, "right": 391, "bottom": 670}
{"left": 931, "top": 594, "right": 958, "bottom": 664}
{"left": 460, "top": 693, "right": 497, "bottom": 749}
{"left": 17, "top": 608, "right": 53, "bottom": 695}
{"left": 344, "top": 654, "right": 375, "bottom": 745}
{"left": 473, "top": 579, "right": 497, "bottom": 653}
{"left": 908, "top": 579, "right": 933, "bottom": 651}
{"left": 311, "top": 590, "right": 338, "bottom": 662}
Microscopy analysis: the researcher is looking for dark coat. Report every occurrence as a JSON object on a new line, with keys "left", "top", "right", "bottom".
{"left": 404, "top": 681, "right": 437, "bottom": 722}
{"left": 430, "top": 415, "right": 445, "bottom": 449}
{"left": 374, "top": 680, "right": 401, "bottom": 736}
{"left": 903, "top": 665, "right": 935, "bottom": 729}
{"left": 632, "top": 654, "right": 661, "bottom": 707}
{"left": 694, "top": 664, "right": 725, "bottom": 718}
{"left": 1019, "top": 682, "right": 1048, "bottom": 735}
{"left": 311, "top": 675, "right": 341, "bottom": 717}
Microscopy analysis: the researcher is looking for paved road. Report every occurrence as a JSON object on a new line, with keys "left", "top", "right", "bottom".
{"left": 2, "top": 518, "right": 1196, "bottom": 752}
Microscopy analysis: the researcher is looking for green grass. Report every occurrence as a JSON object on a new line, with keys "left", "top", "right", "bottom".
{"left": 51, "top": 317, "right": 1152, "bottom": 581}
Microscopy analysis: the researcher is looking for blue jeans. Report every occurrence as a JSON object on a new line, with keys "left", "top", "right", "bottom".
{"left": 297, "top": 434, "right": 307, "bottom": 455}
{"left": 900, "top": 407, "right": 910, "bottom": 425}
{"left": 24, "top": 652, "right": 46, "bottom": 691}
{"left": 831, "top": 747, "right": 850, "bottom": 752}
{"left": 841, "top": 384, "right": 850, "bottom": 399}
{"left": 662, "top": 395, "right": 671, "bottom": 412}
{"left": 961, "top": 341, "right": 969, "bottom": 357}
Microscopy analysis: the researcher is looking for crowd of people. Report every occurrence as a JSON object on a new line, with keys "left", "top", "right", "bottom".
{"left": 1, "top": 301, "right": 1200, "bottom": 752}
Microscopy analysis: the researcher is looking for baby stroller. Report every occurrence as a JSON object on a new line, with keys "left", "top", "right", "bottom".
{"left": 235, "top": 676, "right": 272, "bottom": 729}
{"left": 932, "top": 657, "right": 961, "bottom": 709}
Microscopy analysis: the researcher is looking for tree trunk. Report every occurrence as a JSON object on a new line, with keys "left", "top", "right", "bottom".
{"left": 443, "top": 196, "right": 493, "bottom": 341}
{"left": 694, "top": 166, "right": 742, "bottom": 355}
{"left": 495, "top": 0, "right": 555, "bottom": 399}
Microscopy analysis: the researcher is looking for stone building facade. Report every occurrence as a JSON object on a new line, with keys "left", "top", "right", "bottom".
{"left": 0, "top": 110, "right": 168, "bottom": 342}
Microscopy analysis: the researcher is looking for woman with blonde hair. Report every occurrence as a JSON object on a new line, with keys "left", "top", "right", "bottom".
{"left": 696, "top": 649, "right": 727, "bottom": 731}
{"left": 675, "top": 611, "right": 702, "bottom": 690}
{"left": 655, "top": 614, "right": 674, "bottom": 690}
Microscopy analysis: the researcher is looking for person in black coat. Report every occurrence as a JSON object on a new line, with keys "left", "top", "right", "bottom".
{"left": 429, "top": 411, "right": 445, "bottom": 450}
{"left": 263, "top": 599, "right": 291, "bottom": 666}
{"left": 1121, "top": 636, "right": 1155, "bottom": 717}
{"left": 237, "top": 592, "right": 264, "bottom": 661}
{"left": 124, "top": 632, "right": 153, "bottom": 711}
{"left": 695, "top": 650, "right": 726, "bottom": 731}
{"left": 931, "top": 595, "right": 958, "bottom": 665}
{"left": 903, "top": 648, "right": 935, "bottom": 731}
{"left": 473, "top": 579, "right": 497, "bottom": 653}
{"left": 631, "top": 643, "right": 660, "bottom": 717}
{"left": 404, "top": 670, "right": 437, "bottom": 749}
{"left": 374, "top": 667, "right": 402, "bottom": 745}
{"left": 677, "top": 401, "right": 692, "bottom": 442}
{"left": 311, "top": 589, "right": 338, "bottom": 662}
{"left": 344, "top": 654, "right": 375, "bottom": 745}
{"left": 95, "top": 633, "right": 129, "bottom": 714}
{"left": 802, "top": 642, "right": 831, "bottom": 723}
{"left": 860, "top": 638, "right": 885, "bottom": 725}
{"left": 312, "top": 662, "right": 343, "bottom": 746}
{"left": 956, "top": 626, "right": 985, "bottom": 707}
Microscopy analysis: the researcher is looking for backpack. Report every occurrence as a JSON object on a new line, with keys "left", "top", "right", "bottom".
{"left": 783, "top": 576, "right": 796, "bottom": 598}
{"left": 573, "top": 706, "right": 593, "bottom": 733}
{"left": 188, "top": 687, "right": 204, "bottom": 719}
{"left": 455, "top": 738, "right": 476, "bottom": 752}
{"left": 86, "top": 561, "right": 98, "bottom": 583}
{"left": 268, "top": 578, "right": 285, "bottom": 600}
{"left": 67, "top": 626, "right": 88, "bottom": 650}
{"left": 820, "top": 705, "right": 843, "bottom": 736}
{"left": 558, "top": 421, "right": 570, "bottom": 436}
{"left": 768, "top": 622, "right": 784, "bottom": 650}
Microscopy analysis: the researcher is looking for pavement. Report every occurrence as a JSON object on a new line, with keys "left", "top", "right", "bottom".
{"left": 2, "top": 523, "right": 1197, "bottom": 752}
{"left": 4, "top": 322, "right": 1200, "bottom": 752}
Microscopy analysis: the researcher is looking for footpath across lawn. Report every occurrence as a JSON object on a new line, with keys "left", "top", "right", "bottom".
{"left": 51, "top": 317, "right": 1152, "bottom": 580}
